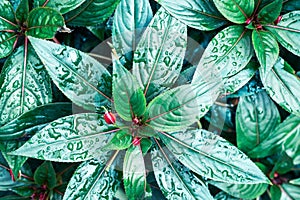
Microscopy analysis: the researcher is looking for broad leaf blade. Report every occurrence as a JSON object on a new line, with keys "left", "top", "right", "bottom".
{"left": 113, "top": 59, "right": 146, "bottom": 121}
{"left": 0, "top": 45, "right": 52, "bottom": 126}
{"left": 10, "top": 113, "right": 117, "bottom": 162}
{"left": 33, "top": 0, "right": 86, "bottom": 14}
{"left": 236, "top": 91, "right": 281, "bottom": 154}
{"left": 213, "top": 0, "right": 255, "bottom": 24}
{"left": 160, "top": 129, "right": 270, "bottom": 184}
{"left": 146, "top": 82, "right": 220, "bottom": 132}
{"left": 249, "top": 114, "right": 300, "bottom": 159}
{"left": 0, "top": 103, "right": 72, "bottom": 140}
{"left": 157, "top": 0, "right": 227, "bottom": 31}
{"left": 257, "top": 0, "right": 283, "bottom": 24}
{"left": 26, "top": 7, "right": 64, "bottom": 39}
{"left": 112, "top": 0, "right": 153, "bottom": 59}
{"left": 15, "top": 0, "right": 29, "bottom": 23}
{"left": 151, "top": 142, "right": 213, "bottom": 200}
{"left": 192, "top": 25, "right": 253, "bottom": 84}
{"left": 33, "top": 161, "right": 56, "bottom": 189}
{"left": 102, "top": 129, "right": 132, "bottom": 151}
{"left": 252, "top": 30, "right": 279, "bottom": 78}
{"left": 65, "top": 0, "right": 121, "bottom": 26}
{"left": 266, "top": 11, "right": 300, "bottom": 57}
{"left": 63, "top": 157, "right": 120, "bottom": 200}
{"left": 123, "top": 146, "right": 148, "bottom": 200}
{"left": 260, "top": 57, "right": 300, "bottom": 116}
{"left": 29, "top": 37, "right": 112, "bottom": 111}
{"left": 133, "top": 7, "right": 187, "bottom": 101}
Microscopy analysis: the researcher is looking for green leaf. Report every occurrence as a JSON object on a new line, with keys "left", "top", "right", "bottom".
{"left": 26, "top": 7, "right": 64, "bottom": 39}
{"left": 102, "top": 129, "right": 132, "bottom": 151}
{"left": 151, "top": 143, "right": 213, "bottom": 200}
{"left": 213, "top": 0, "right": 255, "bottom": 24}
{"left": 157, "top": 0, "right": 227, "bottom": 31}
{"left": 252, "top": 30, "right": 279, "bottom": 78}
{"left": 146, "top": 82, "right": 219, "bottom": 132}
{"left": 159, "top": 129, "right": 270, "bottom": 184}
{"left": 112, "top": 0, "right": 152, "bottom": 59}
{"left": 10, "top": 113, "right": 116, "bottom": 162}
{"left": 236, "top": 91, "right": 280, "bottom": 154}
{"left": 290, "top": 178, "right": 300, "bottom": 185}
{"left": 0, "top": 0, "right": 18, "bottom": 58}
{"left": 249, "top": 114, "right": 300, "bottom": 159}
{"left": 113, "top": 59, "right": 146, "bottom": 121}
{"left": 29, "top": 36, "right": 112, "bottom": 111}
{"left": 192, "top": 25, "right": 253, "bottom": 84}
{"left": 266, "top": 11, "right": 300, "bottom": 57}
{"left": 270, "top": 152, "right": 293, "bottom": 176}
{"left": 133, "top": 7, "right": 187, "bottom": 101}
{"left": 260, "top": 57, "right": 300, "bottom": 116}
{"left": 63, "top": 157, "right": 120, "bottom": 200}
{"left": 214, "top": 192, "right": 239, "bottom": 200}
{"left": 282, "top": 0, "right": 300, "bottom": 13}
{"left": 33, "top": 0, "right": 86, "bottom": 14}
{"left": 0, "top": 103, "right": 72, "bottom": 140}
{"left": 123, "top": 146, "right": 148, "bottom": 200}
{"left": 140, "top": 138, "right": 152, "bottom": 156}
{"left": 65, "top": 0, "right": 121, "bottom": 26}
{"left": 15, "top": 0, "right": 28, "bottom": 23}
{"left": 280, "top": 184, "right": 300, "bottom": 199}
{"left": 210, "top": 181, "right": 268, "bottom": 199}
{"left": 34, "top": 161, "right": 56, "bottom": 189}
{"left": 221, "top": 61, "right": 258, "bottom": 94}
{"left": 257, "top": 0, "right": 283, "bottom": 24}
{"left": 0, "top": 45, "right": 52, "bottom": 126}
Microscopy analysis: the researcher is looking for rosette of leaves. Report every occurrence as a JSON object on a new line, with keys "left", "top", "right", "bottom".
{"left": 157, "top": 0, "right": 300, "bottom": 117}
{"left": 9, "top": 8, "right": 270, "bottom": 199}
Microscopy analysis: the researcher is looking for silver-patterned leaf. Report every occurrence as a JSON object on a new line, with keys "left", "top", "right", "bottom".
{"left": 112, "top": 0, "right": 152, "bottom": 59}
{"left": 133, "top": 7, "right": 187, "bottom": 101}
{"left": 151, "top": 143, "right": 213, "bottom": 200}
{"left": 159, "top": 129, "right": 270, "bottom": 184}
{"left": 63, "top": 157, "right": 120, "bottom": 200}
{"left": 192, "top": 25, "right": 253, "bottom": 84}
{"left": 157, "top": 0, "right": 227, "bottom": 31}
{"left": 0, "top": 45, "right": 52, "bottom": 126}
{"left": 266, "top": 11, "right": 300, "bottom": 57}
{"left": 236, "top": 91, "right": 281, "bottom": 154}
{"left": 10, "top": 113, "right": 117, "bottom": 162}
{"left": 261, "top": 57, "right": 300, "bottom": 116}
{"left": 29, "top": 36, "right": 112, "bottom": 111}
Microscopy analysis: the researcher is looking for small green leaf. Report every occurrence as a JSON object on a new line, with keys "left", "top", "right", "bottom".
{"left": 34, "top": 161, "right": 56, "bottom": 189}
{"left": 260, "top": 57, "right": 300, "bottom": 116}
{"left": 10, "top": 113, "right": 117, "bottom": 162}
{"left": 113, "top": 59, "right": 146, "bottom": 121}
{"left": 102, "top": 129, "right": 132, "bottom": 151}
{"left": 15, "top": 0, "right": 29, "bottom": 23}
{"left": 29, "top": 37, "right": 112, "bottom": 111}
{"left": 213, "top": 0, "right": 255, "bottom": 24}
{"left": 63, "top": 157, "right": 120, "bottom": 200}
{"left": 133, "top": 7, "right": 187, "bottom": 101}
{"left": 112, "top": 0, "right": 153, "bottom": 59}
{"left": 252, "top": 30, "right": 279, "bottom": 78}
{"left": 236, "top": 91, "right": 280, "bottom": 154}
{"left": 257, "top": 0, "right": 283, "bottom": 24}
{"left": 249, "top": 114, "right": 300, "bottom": 159}
{"left": 210, "top": 181, "right": 268, "bottom": 199}
{"left": 140, "top": 138, "right": 152, "bottom": 156}
{"left": 65, "top": 0, "right": 121, "bottom": 26}
{"left": 270, "top": 152, "right": 293, "bottom": 176}
{"left": 270, "top": 185, "right": 281, "bottom": 200}
{"left": 0, "top": 103, "right": 72, "bottom": 140}
{"left": 157, "top": 0, "right": 227, "bottom": 31}
{"left": 221, "top": 61, "right": 258, "bottom": 94}
{"left": 192, "top": 25, "right": 253, "bottom": 84}
{"left": 33, "top": 0, "right": 86, "bottom": 14}
{"left": 159, "top": 129, "right": 270, "bottom": 184}
{"left": 266, "top": 11, "right": 300, "bottom": 57}
{"left": 0, "top": 45, "right": 52, "bottom": 126}
{"left": 26, "top": 7, "right": 64, "bottom": 39}
{"left": 151, "top": 143, "right": 213, "bottom": 200}
{"left": 123, "top": 146, "right": 148, "bottom": 200}
{"left": 0, "top": 0, "right": 18, "bottom": 58}
{"left": 146, "top": 82, "right": 219, "bottom": 132}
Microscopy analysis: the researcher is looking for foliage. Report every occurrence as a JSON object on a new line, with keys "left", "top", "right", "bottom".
{"left": 0, "top": 0, "right": 300, "bottom": 199}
